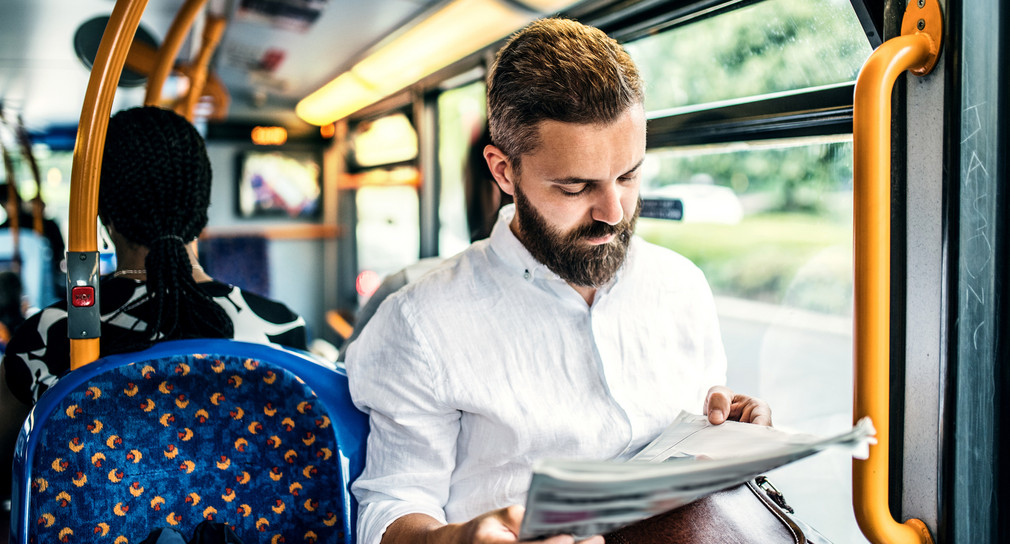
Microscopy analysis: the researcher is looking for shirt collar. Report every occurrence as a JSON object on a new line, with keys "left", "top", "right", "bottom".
{"left": 488, "top": 204, "right": 558, "bottom": 281}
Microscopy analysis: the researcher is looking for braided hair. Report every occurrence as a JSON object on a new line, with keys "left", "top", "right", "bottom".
{"left": 99, "top": 106, "right": 233, "bottom": 344}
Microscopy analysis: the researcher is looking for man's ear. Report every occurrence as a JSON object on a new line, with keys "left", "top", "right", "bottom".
{"left": 483, "top": 144, "right": 516, "bottom": 196}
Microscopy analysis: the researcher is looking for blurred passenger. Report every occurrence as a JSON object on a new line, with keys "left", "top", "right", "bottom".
{"left": 346, "top": 18, "right": 771, "bottom": 544}
{"left": 0, "top": 183, "right": 67, "bottom": 302}
{"left": 465, "top": 124, "right": 512, "bottom": 242}
{"left": 0, "top": 270, "right": 25, "bottom": 348}
{"left": 0, "top": 106, "right": 307, "bottom": 494}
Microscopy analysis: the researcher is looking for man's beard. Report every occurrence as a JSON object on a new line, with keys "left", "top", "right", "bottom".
{"left": 513, "top": 184, "right": 640, "bottom": 287}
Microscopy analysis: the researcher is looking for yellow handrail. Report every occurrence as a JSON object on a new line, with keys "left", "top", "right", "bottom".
{"left": 14, "top": 118, "right": 46, "bottom": 235}
{"left": 175, "top": 14, "right": 227, "bottom": 121}
{"left": 124, "top": 18, "right": 231, "bottom": 121}
{"left": 852, "top": 0, "right": 941, "bottom": 542}
{"left": 143, "top": 0, "right": 208, "bottom": 108}
{"left": 124, "top": 39, "right": 159, "bottom": 75}
{"left": 68, "top": 0, "right": 150, "bottom": 369}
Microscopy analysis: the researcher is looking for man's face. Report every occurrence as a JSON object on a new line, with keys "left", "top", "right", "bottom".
{"left": 505, "top": 104, "right": 646, "bottom": 287}
{"left": 514, "top": 184, "right": 641, "bottom": 286}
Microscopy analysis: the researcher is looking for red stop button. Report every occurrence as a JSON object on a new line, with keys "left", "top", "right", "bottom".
{"left": 71, "top": 286, "right": 95, "bottom": 307}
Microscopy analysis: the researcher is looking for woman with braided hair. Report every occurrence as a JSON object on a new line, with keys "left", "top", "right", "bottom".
{"left": 95, "top": 105, "right": 240, "bottom": 348}
{"left": 0, "top": 107, "right": 307, "bottom": 461}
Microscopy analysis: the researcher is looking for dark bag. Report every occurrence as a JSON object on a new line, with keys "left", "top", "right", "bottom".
{"left": 189, "top": 521, "right": 245, "bottom": 544}
{"left": 139, "top": 521, "right": 244, "bottom": 544}
{"left": 603, "top": 476, "right": 831, "bottom": 544}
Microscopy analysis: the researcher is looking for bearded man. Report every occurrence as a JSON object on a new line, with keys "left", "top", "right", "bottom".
{"left": 345, "top": 17, "right": 771, "bottom": 544}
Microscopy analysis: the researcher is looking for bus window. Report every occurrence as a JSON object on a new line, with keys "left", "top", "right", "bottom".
{"left": 437, "top": 80, "right": 487, "bottom": 257}
{"left": 346, "top": 112, "right": 422, "bottom": 302}
{"left": 624, "top": 0, "right": 871, "bottom": 112}
{"left": 623, "top": 0, "right": 873, "bottom": 541}
{"left": 639, "top": 136, "right": 858, "bottom": 540}
{"left": 355, "top": 184, "right": 420, "bottom": 298}
{"left": 350, "top": 113, "right": 418, "bottom": 167}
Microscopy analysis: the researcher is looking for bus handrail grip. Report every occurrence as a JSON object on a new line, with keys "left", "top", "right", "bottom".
{"left": 68, "top": 0, "right": 150, "bottom": 369}
{"left": 852, "top": 0, "right": 941, "bottom": 542}
{"left": 177, "top": 14, "right": 227, "bottom": 120}
{"left": 143, "top": 0, "right": 208, "bottom": 108}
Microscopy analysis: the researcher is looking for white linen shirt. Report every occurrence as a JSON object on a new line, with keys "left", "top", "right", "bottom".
{"left": 346, "top": 205, "right": 727, "bottom": 544}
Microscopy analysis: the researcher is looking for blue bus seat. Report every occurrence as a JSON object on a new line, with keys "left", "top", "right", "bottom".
{"left": 8, "top": 339, "right": 368, "bottom": 544}
{"left": 198, "top": 236, "right": 271, "bottom": 298}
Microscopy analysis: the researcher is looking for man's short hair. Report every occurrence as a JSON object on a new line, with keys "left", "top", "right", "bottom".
{"left": 486, "top": 18, "right": 644, "bottom": 173}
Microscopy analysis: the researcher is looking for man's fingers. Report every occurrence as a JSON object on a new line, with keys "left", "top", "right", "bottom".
{"left": 736, "top": 402, "right": 752, "bottom": 422}
{"left": 704, "top": 386, "right": 733, "bottom": 424}
{"left": 745, "top": 403, "right": 772, "bottom": 426}
{"left": 731, "top": 396, "right": 772, "bottom": 426}
{"left": 705, "top": 387, "right": 771, "bottom": 426}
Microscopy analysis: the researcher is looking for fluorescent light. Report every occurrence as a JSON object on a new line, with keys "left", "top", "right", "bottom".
{"left": 352, "top": 0, "right": 528, "bottom": 89}
{"left": 516, "top": 0, "right": 581, "bottom": 10}
{"left": 296, "top": 0, "right": 581, "bottom": 126}
{"left": 295, "top": 72, "right": 384, "bottom": 126}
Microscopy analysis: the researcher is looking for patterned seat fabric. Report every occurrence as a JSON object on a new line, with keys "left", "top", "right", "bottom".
{"left": 28, "top": 353, "right": 345, "bottom": 544}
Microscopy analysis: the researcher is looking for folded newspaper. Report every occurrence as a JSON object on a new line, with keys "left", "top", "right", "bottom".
{"left": 519, "top": 411, "right": 876, "bottom": 540}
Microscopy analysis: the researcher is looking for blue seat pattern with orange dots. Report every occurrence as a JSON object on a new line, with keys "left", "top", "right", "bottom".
{"left": 11, "top": 340, "right": 367, "bottom": 544}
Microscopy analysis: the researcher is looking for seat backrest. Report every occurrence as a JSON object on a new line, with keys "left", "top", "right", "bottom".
{"left": 9, "top": 339, "right": 368, "bottom": 544}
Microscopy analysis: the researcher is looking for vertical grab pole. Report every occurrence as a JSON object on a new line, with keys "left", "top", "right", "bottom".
{"left": 852, "top": 0, "right": 941, "bottom": 542}
{"left": 68, "top": 0, "right": 150, "bottom": 369}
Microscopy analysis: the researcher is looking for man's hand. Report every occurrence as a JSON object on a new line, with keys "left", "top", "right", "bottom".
{"left": 385, "top": 508, "right": 605, "bottom": 544}
{"left": 703, "top": 385, "right": 772, "bottom": 426}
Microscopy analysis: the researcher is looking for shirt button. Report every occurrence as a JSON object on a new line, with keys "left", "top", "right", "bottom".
{"left": 523, "top": 270, "right": 531, "bottom": 280}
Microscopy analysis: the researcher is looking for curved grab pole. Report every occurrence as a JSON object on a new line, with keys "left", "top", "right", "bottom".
{"left": 1, "top": 139, "right": 21, "bottom": 273}
{"left": 68, "top": 0, "right": 150, "bottom": 369}
{"left": 15, "top": 118, "right": 46, "bottom": 236}
{"left": 1, "top": 114, "right": 46, "bottom": 235}
{"left": 0, "top": 111, "right": 44, "bottom": 235}
{"left": 852, "top": 0, "right": 941, "bottom": 542}
{"left": 143, "top": 0, "right": 209, "bottom": 108}
{"left": 176, "top": 14, "right": 227, "bottom": 121}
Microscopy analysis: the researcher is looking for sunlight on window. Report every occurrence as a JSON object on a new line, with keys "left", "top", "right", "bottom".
{"left": 625, "top": 0, "right": 872, "bottom": 112}
{"left": 351, "top": 113, "right": 419, "bottom": 167}
{"left": 355, "top": 185, "right": 420, "bottom": 279}
{"left": 640, "top": 134, "right": 862, "bottom": 542}
{"left": 437, "top": 81, "right": 487, "bottom": 257}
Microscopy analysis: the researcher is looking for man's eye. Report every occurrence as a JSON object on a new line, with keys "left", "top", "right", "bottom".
{"left": 560, "top": 185, "right": 588, "bottom": 196}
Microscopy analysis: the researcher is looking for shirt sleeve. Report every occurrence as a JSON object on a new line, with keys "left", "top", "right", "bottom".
{"left": 345, "top": 291, "right": 461, "bottom": 544}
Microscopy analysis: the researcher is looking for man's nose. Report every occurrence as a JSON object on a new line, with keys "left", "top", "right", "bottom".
{"left": 591, "top": 183, "right": 624, "bottom": 225}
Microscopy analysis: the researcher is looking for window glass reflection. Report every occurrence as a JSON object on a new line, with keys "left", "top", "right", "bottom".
{"left": 639, "top": 136, "right": 864, "bottom": 542}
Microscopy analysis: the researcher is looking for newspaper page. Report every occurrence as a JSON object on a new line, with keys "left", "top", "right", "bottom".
{"left": 518, "top": 412, "right": 876, "bottom": 540}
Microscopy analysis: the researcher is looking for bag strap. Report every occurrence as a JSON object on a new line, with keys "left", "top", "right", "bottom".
{"left": 746, "top": 478, "right": 806, "bottom": 544}
{"left": 755, "top": 475, "right": 795, "bottom": 513}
